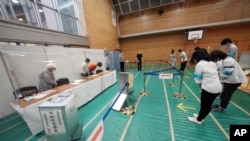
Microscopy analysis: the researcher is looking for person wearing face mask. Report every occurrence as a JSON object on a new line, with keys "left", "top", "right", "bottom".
{"left": 39, "top": 63, "right": 57, "bottom": 92}
{"left": 221, "top": 38, "right": 238, "bottom": 60}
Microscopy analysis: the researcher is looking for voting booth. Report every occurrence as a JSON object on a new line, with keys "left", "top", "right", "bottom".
{"left": 38, "top": 92, "right": 82, "bottom": 141}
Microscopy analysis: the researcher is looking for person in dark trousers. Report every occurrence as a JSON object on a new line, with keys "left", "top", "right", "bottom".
{"left": 136, "top": 51, "right": 143, "bottom": 71}
{"left": 178, "top": 49, "right": 187, "bottom": 72}
{"left": 188, "top": 49, "right": 222, "bottom": 124}
{"left": 119, "top": 50, "right": 125, "bottom": 72}
{"left": 210, "top": 50, "right": 247, "bottom": 112}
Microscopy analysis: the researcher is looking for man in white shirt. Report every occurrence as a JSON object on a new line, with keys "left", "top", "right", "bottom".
{"left": 119, "top": 50, "right": 125, "bottom": 72}
{"left": 221, "top": 38, "right": 238, "bottom": 60}
{"left": 104, "top": 53, "right": 111, "bottom": 70}
{"left": 81, "top": 58, "right": 90, "bottom": 77}
{"left": 178, "top": 49, "right": 187, "bottom": 72}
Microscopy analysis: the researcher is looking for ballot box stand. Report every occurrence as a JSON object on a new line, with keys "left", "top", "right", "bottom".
{"left": 39, "top": 92, "right": 83, "bottom": 141}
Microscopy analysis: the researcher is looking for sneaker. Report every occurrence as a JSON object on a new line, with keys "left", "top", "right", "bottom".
{"left": 187, "top": 116, "right": 202, "bottom": 124}
{"left": 193, "top": 113, "right": 204, "bottom": 122}
{"left": 211, "top": 105, "right": 219, "bottom": 108}
{"left": 212, "top": 107, "right": 224, "bottom": 112}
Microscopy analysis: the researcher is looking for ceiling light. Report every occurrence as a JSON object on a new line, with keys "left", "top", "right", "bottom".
{"left": 38, "top": 9, "right": 44, "bottom": 13}
{"left": 18, "top": 18, "right": 23, "bottom": 21}
{"left": 12, "top": 0, "right": 19, "bottom": 4}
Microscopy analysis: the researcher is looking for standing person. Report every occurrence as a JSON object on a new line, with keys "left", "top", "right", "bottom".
{"left": 188, "top": 49, "right": 222, "bottom": 124}
{"left": 210, "top": 50, "right": 247, "bottom": 112}
{"left": 178, "top": 49, "right": 187, "bottom": 72}
{"left": 221, "top": 38, "right": 238, "bottom": 59}
{"left": 39, "top": 63, "right": 57, "bottom": 92}
{"left": 104, "top": 53, "right": 111, "bottom": 70}
{"left": 81, "top": 58, "right": 91, "bottom": 77}
{"left": 170, "top": 49, "right": 176, "bottom": 67}
{"left": 119, "top": 50, "right": 125, "bottom": 72}
{"left": 136, "top": 50, "right": 143, "bottom": 71}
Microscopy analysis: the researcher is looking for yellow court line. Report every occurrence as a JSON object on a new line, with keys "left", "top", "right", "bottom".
{"left": 120, "top": 65, "right": 153, "bottom": 141}
{"left": 162, "top": 80, "right": 175, "bottom": 141}
{"left": 180, "top": 76, "right": 230, "bottom": 140}
{"left": 24, "top": 71, "right": 141, "bottom": 141}
{"left": 186, "top": 69, "right": 250, "bottom": 116}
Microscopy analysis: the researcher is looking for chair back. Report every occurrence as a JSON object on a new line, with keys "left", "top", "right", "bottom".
{"left": 56, "top": 78, "right": 70, "bottom": 86}
{"left": 13, "top": 86, "right": 38, "bottom": 99}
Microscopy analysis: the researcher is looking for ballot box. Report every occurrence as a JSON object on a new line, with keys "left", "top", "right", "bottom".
{"left": 39, "top": 92, "right": 82, "bottom": 141}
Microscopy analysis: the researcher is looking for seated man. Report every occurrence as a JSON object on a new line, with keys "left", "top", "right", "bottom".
{"left": 81, "top": 58, "right": 94, "bottom": 77}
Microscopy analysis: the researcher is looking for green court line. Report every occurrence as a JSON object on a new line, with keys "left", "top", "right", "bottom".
{"left": 119, "top": 65, "right": 153, "bottom": 141}
{"left": 162, "top": 80, "right": 175, "bottom": 141}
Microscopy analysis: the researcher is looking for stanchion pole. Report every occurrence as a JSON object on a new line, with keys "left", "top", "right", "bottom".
{"left": 172, "top": 71, "right": 186, "bottom": 99}
{"left": 179, "top": 71, "right": 184, "bottom": 94}
{"left": 169, "top": 68, "right": 177, "bottom": 86}
{"left": 140, "top": 72, "right": 150, "bottom": 96}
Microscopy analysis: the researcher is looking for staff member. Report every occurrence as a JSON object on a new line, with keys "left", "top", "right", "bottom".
{"left": 210, "top": 50, "right": 247, "bottom": 112}
{"left": 221, "top": 38, "right": 238, "bottom": 59}
{"left": 39, "top": 63, "right": 57, "bottom": 92}
{"left": 136, "top": 50, "right": 143, "bottom": 71}
{"left": 105, "top": 53, "right": 111, "bottom": 70}
{"left": 188, "top": 49, "right": 222, "bottom": 124}
{"left": 119, "top": 50, "right": 125, "bottom": 72}
{"left": 178, "top": 49, "right": 187, "bottom": 72}
{"left": 81, "top": 58, "right": 91, "bottom": 77}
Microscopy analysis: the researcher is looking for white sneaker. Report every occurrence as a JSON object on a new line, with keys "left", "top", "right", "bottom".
{"left": 188, "top": 116, "right": 202, "bottom": 124}
{"left": 193, "top": 113, "right": 204, "bottom": 122}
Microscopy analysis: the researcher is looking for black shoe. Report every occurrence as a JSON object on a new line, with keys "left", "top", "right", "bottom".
{"left": 212, "top": 107, "right": 224, "bottom": 112}
{"left": 211, "top": 105, "right": 219, "bottom": 108}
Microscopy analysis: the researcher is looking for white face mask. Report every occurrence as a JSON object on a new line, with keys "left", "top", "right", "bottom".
{"left": 222, "top": 45, "right": 228, "bottom": 48}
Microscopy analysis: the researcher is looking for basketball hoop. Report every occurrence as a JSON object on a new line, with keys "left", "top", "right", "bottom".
{"left": 193, "top": 37, "right": 198, "bottom": 44}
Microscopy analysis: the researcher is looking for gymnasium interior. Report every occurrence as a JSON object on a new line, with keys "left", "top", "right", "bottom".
{"left": 0, "top": 0, "right": 250, "bottom": 141}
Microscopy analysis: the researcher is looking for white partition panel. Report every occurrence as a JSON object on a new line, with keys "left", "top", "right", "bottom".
{"left": 2, "top": 45, "right": 47, "bottom": 89}
{"left": 45, "top": 47, "right": 83, "bottom": 82}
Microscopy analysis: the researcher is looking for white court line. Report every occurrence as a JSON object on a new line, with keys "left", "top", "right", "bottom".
{"left": 24, "top": 71, "right": 141, "bottom": 141}
{"left": 181, "top": 76, "right": 229, "bottom": 140}
{"left": 162, "top": 80, "right": 175, "bottom": 141}
{"left": 185, "top": 69, "right": 250, "bottom": 116}
{"left": 119, "top": 66, "right": 153, "bottom": 141}
{"left": 230, "top": 101, "right": 250, "bottom": 116}
{"left": 0, "top": 121, "right": 24, "bottom": 134}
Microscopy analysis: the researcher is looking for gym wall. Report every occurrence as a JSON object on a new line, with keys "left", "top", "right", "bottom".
{"left": 118, "top": 0, "right": 250, "bottom": 63}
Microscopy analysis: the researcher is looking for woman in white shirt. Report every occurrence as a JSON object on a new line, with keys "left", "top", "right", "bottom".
{"left": 188, "top": 48, "right": 222, "bottom": 124}
{"left": 210, "top": 50, "right": 247, "bottom": 112}
{"left": 170, "top": 49, "right": 176, "bottom": 67}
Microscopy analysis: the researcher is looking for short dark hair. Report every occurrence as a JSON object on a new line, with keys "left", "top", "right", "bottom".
{"left": 85, "top": 58, "right": 90, "bottom": 63}
{"left": 178, "top": 49, "right": 182, "bottom": 52}
{"left": 190, "top": 48, "right": 210, "bottom": 65}
{"left": 221, "top": 38, "right": 232, "bottom": 45}
{"left": 210, "top": 50, "right": 227, "bottom": 62}
{"left": 194, "top": 46, "right": 200, "bottom": 51}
